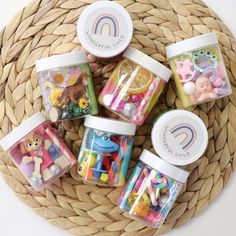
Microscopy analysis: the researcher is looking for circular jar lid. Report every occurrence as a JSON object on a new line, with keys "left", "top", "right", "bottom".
{"left": 0, "top": 112, "right": 47, "bottom": 151}
{"left": 84, "top": 116, "right": 136, "bottom": 136}
{"left": 35, "top": 51, "right": 88, "bottom": 72}
{"left": 151, "top": 110, "right": 208, "bottom": 166}
{"left": 166, "top": 33, "right": 219, "bottom": 60}
{"left": 123, "top": 47, "right": 172, "bottom": 82}
{"left": 77, "top": 1, "right": 133, "bottom": 58}
{"left": 140, "top": 149, "right": 189, "bottom": 183}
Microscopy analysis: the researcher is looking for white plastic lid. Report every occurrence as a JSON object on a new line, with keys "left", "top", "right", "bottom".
{"left": 123, "top": 47, "right": 172, "bottom": 82}
{"left": 77, "top": 1, "right": 133, "bottom": 58}
{"left": 151, "top": 110, "right": 208, "bottom": 166}
{"left": 84, "top": 116, "right": 136, "bottom": 136}
{"left": 166, "top": 33, "right": 219, "bottom": 60}
{"left": 35, "top": 51, "right": 88, "bottom": 72}
{"left": 140, "top": 149, "right": 189, "bottom": 183}
{"left": 0, "top": 112, "right": 47, "bottom": 151}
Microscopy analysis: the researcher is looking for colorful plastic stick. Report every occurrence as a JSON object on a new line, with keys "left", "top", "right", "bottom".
{"left": 129, "top": 169, "right": 157, "bottom": 214}
{"left": 133, "top": 77, "right": 160, "bottom": 124}
{"left": 143, "top": 168, "right": 158, "bottom": 206}
{"left": 119, "top": 165, "right": 142, "bottom": 209}
{"left": 108, "top": 136, "right": 128, "bottom": 185}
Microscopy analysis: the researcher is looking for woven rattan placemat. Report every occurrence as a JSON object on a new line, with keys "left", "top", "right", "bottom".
{"left": 1, "top": 0, "right": 236, "bottom": 235}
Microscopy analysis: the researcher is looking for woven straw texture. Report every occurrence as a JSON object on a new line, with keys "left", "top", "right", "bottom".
{"left": 1, "top": 0, "right": 236, "bottom": 235}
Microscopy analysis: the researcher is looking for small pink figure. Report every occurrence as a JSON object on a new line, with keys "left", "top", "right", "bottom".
{"left": 193, "top": 76, "right": 217, "bottom": 102}
{"left": 176, "top": 60, "right": 197, "bottom": 82}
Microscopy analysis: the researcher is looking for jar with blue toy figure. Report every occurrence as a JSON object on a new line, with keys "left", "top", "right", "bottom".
{"left": 77, "top": 116, "right": 136, "bottom": 186}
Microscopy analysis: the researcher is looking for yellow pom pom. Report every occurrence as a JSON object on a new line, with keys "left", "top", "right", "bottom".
{"left": 100, "top": 173, "right": 108, "bottom": 183}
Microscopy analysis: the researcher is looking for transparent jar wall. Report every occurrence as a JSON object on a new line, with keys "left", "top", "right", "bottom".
{"left": 77, "top": 127, "right": 134, "bottom": 187}
{"left": 169, "top": 45, "right": 232, "bottom": 107}
{"left": 98, "top": 59, "right": 166, "bottom": 126}
{"left": 7, "top": 122, "right": 76, "bottom": 191}
{"left": 38, "top": 64, "right": 98, "bottom": 121}
{"left": 117, "top": 161, "right": 183, "bottom": 228}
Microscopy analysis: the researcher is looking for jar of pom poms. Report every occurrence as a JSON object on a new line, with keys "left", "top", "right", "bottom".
{"left": 98, "top": 47, "right": 172, "bottom": 126}
{"left": 0, "top": 113, "right": 76, "bottom": 191}
{"left": 36, "top": 52, "right": 98, "bottom": 122}
{"left": 117, "top": 149, "right": 189, "bottom": 228}
{"left": 77, "top": 116, "right": 136, "bottom": 187}
{"left": 166, "top": 33, "right": 232, "bottom": 107}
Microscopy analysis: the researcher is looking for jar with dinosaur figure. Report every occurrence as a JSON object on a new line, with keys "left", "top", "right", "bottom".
{"left": 117, "top": 149, "right": 189, "bottom": 228}
{"left": 98, "top": 47, "right": 172, "bottom": 126}
{"left": 77, "top": 116, "right": 136, "bottom": 186}
{"left": 166, "top": 33, "right": 232, "bottom": 107}
{"left": 36, "top": 52, "right": 98, "bottom": 122}
{"left": 0, "top": 113, "right": 76, "bottom": 191}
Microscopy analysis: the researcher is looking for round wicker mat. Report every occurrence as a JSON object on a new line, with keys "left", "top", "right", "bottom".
{"left": 1, "top": 0, "right": 236, "bottom": 235}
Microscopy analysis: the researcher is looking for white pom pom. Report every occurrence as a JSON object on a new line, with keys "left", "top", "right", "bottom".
{"left": 183, "top": 82, "right": 196, "bottom": 95}
{"left": 123, "top": 103, "right": 137, "bottom": 117}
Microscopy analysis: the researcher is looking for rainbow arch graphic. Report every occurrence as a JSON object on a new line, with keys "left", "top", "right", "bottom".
{"left": 170, "top": 124, "right": 196, "bottom": 151}
{"left": 92, "top": 14, "right": 119, "bottom": 37}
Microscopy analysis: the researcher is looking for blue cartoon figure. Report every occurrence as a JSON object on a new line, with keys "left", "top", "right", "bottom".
{"left": 78, "top": 129, "right": 128, "bottom": 184}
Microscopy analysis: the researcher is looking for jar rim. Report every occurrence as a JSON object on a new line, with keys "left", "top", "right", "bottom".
{"left": 35, "top": 51, "right": 88, "bottom": 72}
{"left": 166, "top": 33, "right": 219, "bottom": 60}
{"left": 123, "top": 47, "right": 172, "bottom": 82}
{"left": 84, "top": 116, "right": 136, "bottom": 136}
{"left": 140, "top": 149, "right": 189, "bottom": 183}
{"left": 0, "top": 112, "right": 47, "bottom": 151}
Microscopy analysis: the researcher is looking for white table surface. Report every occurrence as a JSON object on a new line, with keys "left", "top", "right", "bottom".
{"left": 1, "top": 0, "right": 236, "bottom": 235}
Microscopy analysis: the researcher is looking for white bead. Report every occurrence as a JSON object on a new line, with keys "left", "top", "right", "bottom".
{"left": 123, "top": 102, "right": 137, "bottom": 117}
{"left": 103, "top": 94, "right": 114, "bottom": 106}
{"left": 183, "top": 82, "right": 196, "bottom": 95}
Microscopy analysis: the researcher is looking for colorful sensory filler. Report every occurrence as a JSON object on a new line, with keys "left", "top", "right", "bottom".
{"left": 117, "top": 150, "right": 189, "bottom": 228}
{"left": 99, "top": 47, "right": 172, "bottom": 126}
{"left": 36, "top": 52, "right": 98, "bottom": 122}
{"left": 166, "top": 33, "right": 232, "bottom": 107}
{"left": 0, "top": 113, "right": 76, "bottom": 191}
{"left": 77, "top": 116, "right": 136, "bottom": 187}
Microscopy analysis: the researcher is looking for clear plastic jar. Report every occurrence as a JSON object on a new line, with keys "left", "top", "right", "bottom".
{"left": 36, "top": 52, "right": 98, "bottom": 122}
{"left": 117, "top": 149, "right": 189, "bottom": 228}
{"left": 77, "top": 116, "right": 136, "bottom": 187}
{"left": 166, "top": 33, "right": 232, "bottom": 107}
{"left": 0, "top": 113, "right": 76, "bottom": 191}
{"left": 98, "top": 47, "right": 172, "bottom": 126}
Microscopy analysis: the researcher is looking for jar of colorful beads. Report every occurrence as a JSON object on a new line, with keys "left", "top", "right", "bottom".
{"left": 77, "top": 116, "right": 136, "bottom": 187}
{"left": 166, "top": 33, "right": 232, "bottom": 107}
{"left": 0, "top": 113, "right": 76, "bottom": 191}
{"left": 98, "top": 47, "right": 172, "bottom": 126}
{"left": 36, "top": 52, "right": 98, "bottom": 122}
{"left": 117, "top": 149, "right": 189, "bottom": 228}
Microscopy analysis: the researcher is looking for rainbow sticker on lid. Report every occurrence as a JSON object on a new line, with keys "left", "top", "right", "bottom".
{"left": 77, "top": 1, "right": 133, "bottom": 58}
{"left": 151, "top": 110, "right": 208, "bottom": 166}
